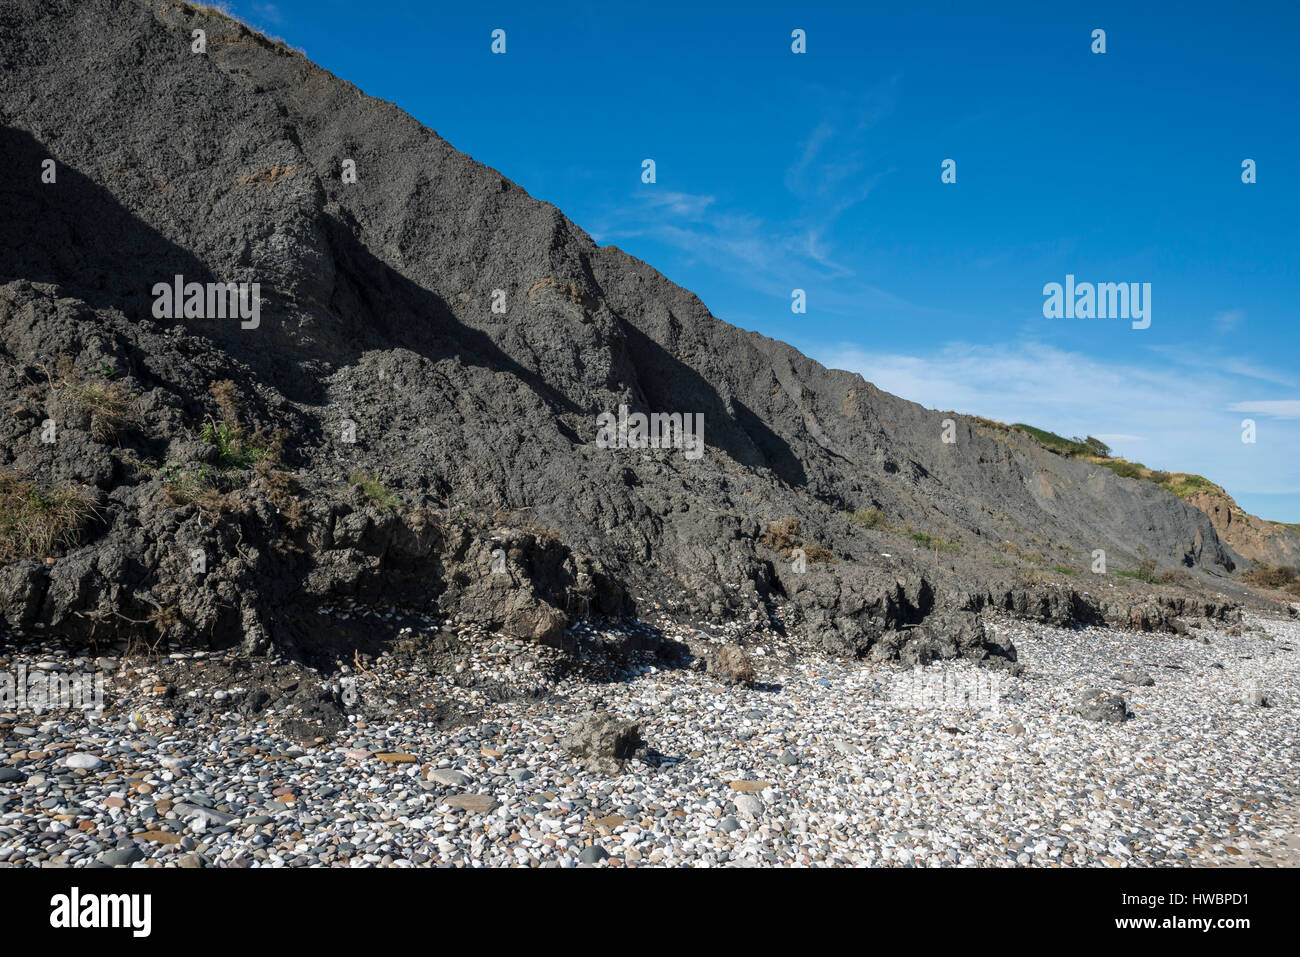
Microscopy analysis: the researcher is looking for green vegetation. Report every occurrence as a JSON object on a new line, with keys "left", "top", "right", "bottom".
{"left": 994, "top": 418, "right": 1239, "bottom": 509}
{"left": 844, "top": 506, "right": 960, "bottom": 554}
{"left": 1008, "top": 426, "right": 1111, "bottom": 459}
{"left": 158, "top": 381, "right": 283, "bottom": 510}
{"left": 905, "top": 526, "right": 962, "bottom": 553}
{"left": 847, "top": 506, "right": 889, "bottom": 530}
{"left": 1052, "top": 563, "right": 1079, "bottom": 577}
{"left": 1116, "top": 558, "right": 1159, "bottom": 583}
{"left": 200, "top": 380, "right": 276, "bottom": 469}
{"left": 160, "top": 462, "right": 218, "bottom": 507}
{"left": 1159, "top": 473, "right": 1217, "bottom": 499}
{"left": 0, "top": 472, "right": 95, "bottom": 560}
{"left": 348, "top": 470, "right": 403, "bottom": 510}
{"left": 1096, "top": 459, "right": 1146, "bottom": 480}
{"left": 998, "top": 540, "right": 1047, "bottom": 565}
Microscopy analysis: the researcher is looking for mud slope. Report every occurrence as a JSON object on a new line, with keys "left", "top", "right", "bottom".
{"left": 0, "top": 0, "right": 1251, "bottom": 663}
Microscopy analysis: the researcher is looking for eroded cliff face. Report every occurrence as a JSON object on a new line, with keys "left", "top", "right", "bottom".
{"left": 1185, "top": 490, "right": 1300, "bottom": 570}
{"left": 0, "top": 0, "right": 1252, "bottom": 662}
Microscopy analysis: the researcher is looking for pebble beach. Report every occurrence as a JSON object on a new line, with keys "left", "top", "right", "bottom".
{"left": 1, "top": 611, "right": 1297, "bottom": 868}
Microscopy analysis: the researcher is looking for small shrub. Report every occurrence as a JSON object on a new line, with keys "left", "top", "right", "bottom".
{"left": 761, "top": 517, "right": 833, "bottom": 562}
{"left": 199, "top": 380, "right": 282, "bottom": 470}
{"left": 259, "top": 466, "right": 307, "bottom": 531}
{"left": 761, "top": 517, "right": 801, "bottom": 551}
{"left": 803, "top": 543, "right": 835, "bottom": 563}
{"left": 1148, "top": 470, "right": 1172, "bottom": 485}
{"left": 1080, "top": 435, "right": 1113, "bottom": 457}
{"left": 1242, "top": 565, "right": 1298, "bottom": 589}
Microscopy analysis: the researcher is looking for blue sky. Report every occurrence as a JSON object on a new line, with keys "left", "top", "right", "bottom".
{"left": 226, "top": 0, "right": 1299, "bottom": 521}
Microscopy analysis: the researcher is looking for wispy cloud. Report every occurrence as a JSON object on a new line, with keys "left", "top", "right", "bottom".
{"left": 250, "top": 2, "right": 283, "bottom": 24}
{"left": 640, "top": 191, "right": 715, "bottom": 218}
{"left": 804, "top": 339, "right": 1300, "bottom": 509}
{"left": 1228, "top": 400, "right": 1300, "bottom": 419}
{"left": 592, "top": 80, "right": 899, "bottom": 298}
{"left": 1212, "top": 308, "right": 1245, "bottom": 331}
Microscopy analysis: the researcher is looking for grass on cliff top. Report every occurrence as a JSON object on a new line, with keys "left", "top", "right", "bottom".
{"left": 973, "top": 416, "right": 1229, "bottom": 501}
{"left": 184, "top": 2, "right": 303, "bottom": 54}
{"left": 0, "top": 472, "right": 95, "bottom": 561}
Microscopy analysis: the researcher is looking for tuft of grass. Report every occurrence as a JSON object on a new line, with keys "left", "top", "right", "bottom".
{"left": 761, "top": 517, "right": 802, "bottom": 551}
{"left": 1052, "top": 563, "right": 1079, "bottom": 577}
{"left": 159, "top": 463, "right": 230, "bottom": 512}
{"left": 1116, "top": 558, "right": 1159, "bottom": 583}
{"left": 70, "top": 380, "right": 141, "bottom": 442}
{"left": 41, "top": 355, "right": 142, "bottom": 442}
{"left": 760, "top": 517, "right": 834, "bottom": 562}
{"left": 847, "top": 506, "right": 890, "bottom": 530}
{"left": 0, "top": 472, "right": 95, "bottom": 560}
{"left": 904, "top": 525, "right": 962, "bottom": 552}
{"left": 349, "top": 470, "right": 402, "bottom": 509}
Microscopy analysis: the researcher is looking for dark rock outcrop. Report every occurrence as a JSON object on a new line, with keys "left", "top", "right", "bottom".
{"left": 0, "top": 0, "right": 1253, "bottom": 663}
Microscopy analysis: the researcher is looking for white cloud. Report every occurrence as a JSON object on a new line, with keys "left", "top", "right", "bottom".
{"left": 640, "top": 191, "right": 716, "bottom": 218}
{"left": 1228, "top": 400, "right": 1300, "bottom": 420}
{"left": 803, "top": 339, "right": 1300, "bottom": 513}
